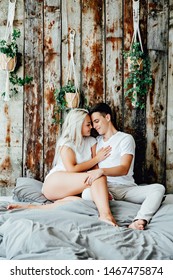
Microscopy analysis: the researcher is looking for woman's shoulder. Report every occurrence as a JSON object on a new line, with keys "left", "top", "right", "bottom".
{"left": 59, "top": 140, "right": 75, "bottom": 150}
{"left": 84, "top": 136, "right": 96, "bottom": 146}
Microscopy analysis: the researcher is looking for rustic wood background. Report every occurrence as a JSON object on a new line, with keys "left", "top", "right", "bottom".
{"left": 0, "top": 0, "right": 172, "bottom": 193}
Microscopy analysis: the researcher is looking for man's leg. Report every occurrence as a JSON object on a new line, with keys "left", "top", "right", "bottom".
{"left": 108, "top": 183, "right": 165, "bottom": 229}
{"left": 123, "top": 184, "right": 165, "bottom": 229}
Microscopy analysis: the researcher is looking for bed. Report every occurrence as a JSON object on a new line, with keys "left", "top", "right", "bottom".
{"left": 0, "top": 177, "right": 173, "bottom": 260}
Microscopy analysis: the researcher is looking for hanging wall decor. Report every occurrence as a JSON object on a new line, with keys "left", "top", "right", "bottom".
{"left": 54, "top": 29, "right": 80, "bottom": 120}
{"left": 64, "top": 29, "right": 80, "bottom": 108}
{"left": 0, "top": 0, "right": 17, "bottom": 101}
{"left": 0, "top": 0, "right": 33, "bottom": 101}
{"left": 123, "top": 0, "right": 152, "bottom": 108}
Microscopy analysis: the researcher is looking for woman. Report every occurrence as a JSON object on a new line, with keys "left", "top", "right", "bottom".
{"left": 8, "top": 109, "right": 117, "bottom": 226}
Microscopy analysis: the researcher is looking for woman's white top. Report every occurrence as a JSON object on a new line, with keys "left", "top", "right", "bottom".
{"left": 45, "top": 136, "right": 96, "bottom": 180}
{"left": 97, "top": 131, "right": 136, "bottom": 186}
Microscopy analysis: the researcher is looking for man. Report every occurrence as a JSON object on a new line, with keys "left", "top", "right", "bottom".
{"left": 82, "top": 103, "right": 165, "bottom": 230}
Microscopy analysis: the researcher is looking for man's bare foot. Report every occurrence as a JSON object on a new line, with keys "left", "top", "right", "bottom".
{"left": 128, "top": 219, "right": 147, "bottom": 230}
{"left": 99, "top": 214, "right": 118, "bottom": 227}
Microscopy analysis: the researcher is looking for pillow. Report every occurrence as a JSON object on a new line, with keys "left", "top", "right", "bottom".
{"left": 162, "top": 194, "right": 173, "bottom": 204}
{"left": 12, "top": 177, "right": 53, "bottom": 204}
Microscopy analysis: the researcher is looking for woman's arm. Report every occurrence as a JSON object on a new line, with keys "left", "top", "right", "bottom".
{"left": 85, "top": 154, "right": 133, "bottom": 184}
{"left": 60, "top": 144, "right": 111, "bottom": 172}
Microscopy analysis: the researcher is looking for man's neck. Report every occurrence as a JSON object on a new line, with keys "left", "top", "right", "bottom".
{"left": 103, "top": 127, "right": 118, "bottom": 141}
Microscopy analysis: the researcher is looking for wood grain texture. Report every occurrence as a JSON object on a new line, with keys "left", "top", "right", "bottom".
{"left": 0, "top": 0, "right": 172, "bottom": 192}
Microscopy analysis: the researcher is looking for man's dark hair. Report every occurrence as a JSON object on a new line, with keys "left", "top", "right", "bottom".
{"left": 89, "top": 102, "right": 113, "bottom": 120}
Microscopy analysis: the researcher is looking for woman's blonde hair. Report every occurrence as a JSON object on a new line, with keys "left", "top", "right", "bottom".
{"left": 53, "top": 108, "right": 89, "bottom": 166}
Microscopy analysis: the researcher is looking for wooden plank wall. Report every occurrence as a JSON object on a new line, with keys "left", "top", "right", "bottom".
{"left": 167, "top": 1, "right": 173, "bottom": 193}
{"left": 0, "top": 0, "right": 172, "bottom": 193}
{"left": 0, "top": 0, "right": 24, "bottom": 188}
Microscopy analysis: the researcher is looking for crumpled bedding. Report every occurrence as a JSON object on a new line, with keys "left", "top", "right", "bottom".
{"left": 0, "top": 197, "right": 173, "bottom": 260}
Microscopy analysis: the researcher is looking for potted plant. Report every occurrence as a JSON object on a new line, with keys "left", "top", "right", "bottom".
{"left": 0, "top": 29, "right": 20, "bottom": 71}
{"left": 0, "top": 29, "right": 33, "bottom": 99}
{"left": 123, "top": 42, "right": 152, "bottom": 109}
{"left": 52, "top": 81, "right": 80, "bottom": 124}
{"left": 54, "top": 80, "right": 79, "bottom": 109}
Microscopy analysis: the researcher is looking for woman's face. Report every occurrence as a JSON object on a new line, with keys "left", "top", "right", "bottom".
{"left": 81, "top": 114, "right": 92, "bottom": 136}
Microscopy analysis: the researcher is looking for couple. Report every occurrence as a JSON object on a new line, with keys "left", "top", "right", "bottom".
{"left": 8, "top": 103, "right": 165, "bottom": 230}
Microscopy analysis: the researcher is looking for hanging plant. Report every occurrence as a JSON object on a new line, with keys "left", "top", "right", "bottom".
{"left": 52, "top": 81, "right": 80, "bottom": 124}
{"left": 0, "top": 29, "right": 33, "bottom": 99}
{"left": 123, "top": 42, "right": 152, "bottom": 109}
{"left": 52, "top": 29, "right": 81, "bottom": 124}
{"left": 0, "top": 29, "right": 20, "bottom": 59}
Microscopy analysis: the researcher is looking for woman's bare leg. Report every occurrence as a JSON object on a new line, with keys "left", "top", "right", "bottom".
{"left": 42, "top": 171, "right": 90, "bottom": 200}
{"left": 7, "top": 196, "right": 81, "bottom": 210}
{"left": 44, "top": 172, "right": 117, "bottom": 226}
{"left": 8, "top": 172, "right": 117, "bottom": 227}
{"left": 90, "top": 176, "right": 118, "bottom": 226}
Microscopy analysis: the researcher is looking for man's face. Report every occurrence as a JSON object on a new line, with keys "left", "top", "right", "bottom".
{"left": 91, "top": 112, "right": 110, "bottom": 135}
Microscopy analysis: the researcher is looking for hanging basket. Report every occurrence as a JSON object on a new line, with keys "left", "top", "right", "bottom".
{"left": 127, "top": 56, "right": 143, "bottom": 72}
{"left": 65, "top": 91, "right": 79, "bottom": 108}
{"left": 0, "top": 53, "right": 17, "bottom": 72}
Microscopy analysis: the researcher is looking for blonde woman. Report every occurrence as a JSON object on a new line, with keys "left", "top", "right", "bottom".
{"left": 8, "top": 109, "right": 117, "bottom": 226}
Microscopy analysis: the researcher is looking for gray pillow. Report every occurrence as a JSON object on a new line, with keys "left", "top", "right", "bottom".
{"left": 12, "top": 177, "right": 53, "bottom": 204}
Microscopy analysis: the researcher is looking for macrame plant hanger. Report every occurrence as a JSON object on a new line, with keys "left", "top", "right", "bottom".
{"left": 65, "top": 29, "right": 80, "bottom": 108}
{"left": 0, "top": 0, "right": 17, "bottom": 102}
{"left": 130, "top": 0, "right": 143, "bottom": 107}
{"left": 63, "top": 0, "right": 79, "bottom": 108}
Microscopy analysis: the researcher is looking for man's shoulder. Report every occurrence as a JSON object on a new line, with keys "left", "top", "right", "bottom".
{"left": 117, "top": 132, "right": 135, "bottom": 149}
{"left": 118, "top": 131, "right": 134, "bottom": 140}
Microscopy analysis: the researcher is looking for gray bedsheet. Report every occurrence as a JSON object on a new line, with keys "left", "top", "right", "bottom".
{"left": 0, "top": 197, "right": 173, "bottom": 260}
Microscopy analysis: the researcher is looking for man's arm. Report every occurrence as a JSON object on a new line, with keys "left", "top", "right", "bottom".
{"left": 85, "top": 154, "right": 133, "bottom": 185}
{"left": 101, "top": 154, "right": 133, "bottom": 176}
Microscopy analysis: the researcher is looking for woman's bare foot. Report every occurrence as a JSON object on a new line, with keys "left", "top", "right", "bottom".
{"left": 99, "top": 214, "right": 118, "bottom": 227}
{"left": 7, "top": 204, "right": 36, "bottom": 210}
{"left": 128, "top": 219, "right": 147, "bottom": 230}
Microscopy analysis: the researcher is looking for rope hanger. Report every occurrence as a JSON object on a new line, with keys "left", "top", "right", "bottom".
{"left": 0, "top": 0, "right": 17, "bottom": 102}
{"left": 131, "top": 0, "right": 143, "bottom": 52}
{"left": 63, "top": 0, "right": 79, "bottom": 108}
{"left": 66, "top": 29, "right": 79, "bottom": 91}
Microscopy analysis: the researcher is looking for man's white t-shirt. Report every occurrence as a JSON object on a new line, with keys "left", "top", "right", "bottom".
{"left": 45, "top": 136, "right": 96, "bottom": 179}
{"left": 96, "top": 131, "right": 136, "bottom": 186}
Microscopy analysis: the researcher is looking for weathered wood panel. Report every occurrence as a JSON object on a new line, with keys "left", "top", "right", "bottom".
{"left": 0, "top": 0, "right": 24, "bottom": 187}
{"left": 123, "top": 0, "right": 148, "bottom": 184}
{"left": 0, "top": 0, "right": 172, "bottom": 192}
{"left": 23, "top": 0, "right": 44, "bottom": 181}
{"left": 105, "top": 0, "right": 123, "bottom": 130}
{"left": 81, "top": 0, "right": 105, "bottom": 105}
{"left": 43, "top": 0, "right": 61, "bottom": 178}
{"left": 146, "top": 0, "right": 169, "bottom": 186}
{"left": 166, "top": 2, "right": 173, "bottom": 193}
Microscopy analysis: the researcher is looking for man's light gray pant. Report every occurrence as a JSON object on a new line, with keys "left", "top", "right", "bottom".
{"left": 82, "top": 183, "right": 165, "bottom": 223}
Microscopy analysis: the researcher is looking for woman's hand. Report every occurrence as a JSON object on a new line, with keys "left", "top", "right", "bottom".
{"left": 85, "top": 169, "right": 104, "bottom": 185}
{"left": 95, "top": 146, "right": 112, "bottom": 163}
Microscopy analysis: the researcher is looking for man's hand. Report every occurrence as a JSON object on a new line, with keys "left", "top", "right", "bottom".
{"left": 85, "top": 169, "right": 104, "bottom": 185}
